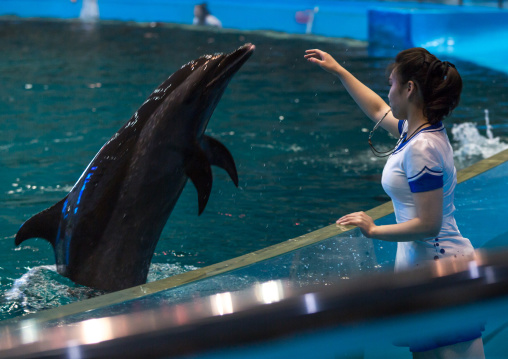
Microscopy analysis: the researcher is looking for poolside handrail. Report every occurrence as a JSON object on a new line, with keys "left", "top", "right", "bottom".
{"left": 1, "top": 147, "right": 507, "bottom": 326}
{"left": 2, "top": 247, "right": 508, "bottom": 358}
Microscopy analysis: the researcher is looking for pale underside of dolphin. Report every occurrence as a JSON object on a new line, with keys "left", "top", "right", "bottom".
{"left": 15, "top": 43, "right": 255, "bottom": 292}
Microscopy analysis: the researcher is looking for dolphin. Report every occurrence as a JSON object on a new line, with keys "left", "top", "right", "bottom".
{"left": 15, "top": 43, "right": 255, "bottom": 291}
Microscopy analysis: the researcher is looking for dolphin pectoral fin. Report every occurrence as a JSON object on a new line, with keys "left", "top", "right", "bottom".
{"left": 186, "top": 150, "right": 213, "bottom": 215}
{"left": 15, "top": 196, "right": 67, "bottom": 247}
{"left": 201, "top": 135, "right": 238, "bottom": 187}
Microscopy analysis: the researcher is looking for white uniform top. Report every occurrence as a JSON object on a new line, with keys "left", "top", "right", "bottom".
{"left": 381, "top": 120, "right": 474, "bottom": 271}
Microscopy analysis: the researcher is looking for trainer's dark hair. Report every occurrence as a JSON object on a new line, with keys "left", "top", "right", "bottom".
{"left": 387, "top": 48, "right": 462, "bottom": 125}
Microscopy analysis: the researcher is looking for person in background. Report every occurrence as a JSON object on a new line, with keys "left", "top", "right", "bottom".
{"left": 70, "top": 0, "right": 99, "bottom": 21}
{"left": 193, "top": 3, "right": 222, "bottom": 28}
{"left": 305, "top": 47, "right": 485, "bottom": 358}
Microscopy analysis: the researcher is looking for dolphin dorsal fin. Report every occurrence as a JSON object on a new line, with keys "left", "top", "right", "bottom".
{"left": 15, "top": 196, "right": 67, "bottom": 248}
{"left": 185, "top": 149, "right": 213, "bottom": 215}
{"left": 201, "top": 135, "right": 239, "bottom": 187}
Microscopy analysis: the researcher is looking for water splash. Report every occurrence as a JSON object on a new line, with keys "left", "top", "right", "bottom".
{"left": 485, "top": 109, "right": 494, "bottom": 140}
{"left": 1, "top": 263, "right": 198, "bottom": 320}
{"left": 452, "top": 110, "right": 508, "bottom": 169}
{"left": 147, "top": 263, "right": 199, "bottom": 282}
{"left": 6, "top": 183, "right": 73, "bottom": 196}
{"left": 2, "top": 265, "right": 100, "bottom": 319}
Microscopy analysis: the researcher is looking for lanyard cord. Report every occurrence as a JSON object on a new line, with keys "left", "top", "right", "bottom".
{"left": 403, "top": 121, "right": 430, "bottom": 143}
{"left": 368, "top": 109, "right": 430, "bottom": 157}
{"left": 368, "top": 109, "right": 395, "bottom": 158}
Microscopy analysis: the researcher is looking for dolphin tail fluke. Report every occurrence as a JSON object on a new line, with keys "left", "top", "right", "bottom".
{"left": 15, "top": 196, "right": 67, "bottom": 247}
{"left": 201, "top": 135, "right": 239, "bottom": 187}
{"left": 186, "top": 150, "right": 213, "bottom": 215}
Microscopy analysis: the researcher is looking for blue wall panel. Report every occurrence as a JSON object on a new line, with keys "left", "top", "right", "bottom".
{"left": 368, "top": 6, "right": 508, "bottom": 73}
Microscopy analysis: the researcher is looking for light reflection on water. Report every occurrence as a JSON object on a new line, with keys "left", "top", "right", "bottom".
{"left": 0, "top": 19, "right": 507, "bottom": 320}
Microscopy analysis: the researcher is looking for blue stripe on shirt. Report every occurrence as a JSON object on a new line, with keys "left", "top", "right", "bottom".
{"left": 409, "top": 172, "right": 444, "bottom": 193}
{"left": 398, "top": 120, "right": 404, "bottom": 135}
{"left": 407, "top": 166, "right": 443, "bottom": 181}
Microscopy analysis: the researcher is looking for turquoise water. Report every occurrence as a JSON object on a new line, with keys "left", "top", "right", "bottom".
{"left": 0, "top": 19, "right": 507, "bottom": 319}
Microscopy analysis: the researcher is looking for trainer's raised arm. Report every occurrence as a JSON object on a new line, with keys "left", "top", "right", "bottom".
{"left": 305, "top": 48, "right": 398, "bottom": 137}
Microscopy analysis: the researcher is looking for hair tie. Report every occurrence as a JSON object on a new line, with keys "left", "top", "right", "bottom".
{"left": 442, "top": 61, "right": 456, "bottom": 79}
{"left": 427, "top": 60, "right": 455, "bottom": 82}
{"left": 442, "top": 61, "right": 456, "bottom": 69}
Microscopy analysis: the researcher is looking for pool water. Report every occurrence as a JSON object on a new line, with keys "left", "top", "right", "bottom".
{"left": 0, "top": 18, "right": 507, "bottom": 320}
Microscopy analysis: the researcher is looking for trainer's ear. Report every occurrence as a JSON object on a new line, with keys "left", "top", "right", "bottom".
{"left": 406, "top": 80, "right": 418, "bottom": 99}
{"left": 407, "top": 80, "right": 413, "bottom": 92}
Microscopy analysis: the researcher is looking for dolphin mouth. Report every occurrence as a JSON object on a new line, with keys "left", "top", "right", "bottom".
{"left": 206, "top": 43, "right": 255, "bottom": 88}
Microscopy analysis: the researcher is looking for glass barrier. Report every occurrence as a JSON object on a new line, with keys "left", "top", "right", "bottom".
{"left": 455, "top": 160, "right": 508, "bottom": 249}
{"left": 2, "top": 248, "right": 508, "bottom": 359}
{"left": 24, "top": 152, "right": 508, "bottom": 328}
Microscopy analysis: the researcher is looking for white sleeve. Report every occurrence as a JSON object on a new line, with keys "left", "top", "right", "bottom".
{"left": 404, "top": 137, "right": 444, "bottom": 193}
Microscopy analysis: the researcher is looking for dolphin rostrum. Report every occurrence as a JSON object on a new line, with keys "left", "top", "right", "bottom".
{"left": 15, "top": 43, "right": 255, "bottom": 291}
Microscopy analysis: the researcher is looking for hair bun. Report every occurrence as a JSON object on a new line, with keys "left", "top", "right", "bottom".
{"left": 391, "top": 49, "right": 462, "bottom": 124}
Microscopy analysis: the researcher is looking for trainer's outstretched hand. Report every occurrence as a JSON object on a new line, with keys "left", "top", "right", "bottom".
{"left": 305, "top": 49, "right": 342, "bottom": 75}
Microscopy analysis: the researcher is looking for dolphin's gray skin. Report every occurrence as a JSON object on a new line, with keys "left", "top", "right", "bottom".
{"left": 15, "top": 43, "right": 255, "bottom": 291}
